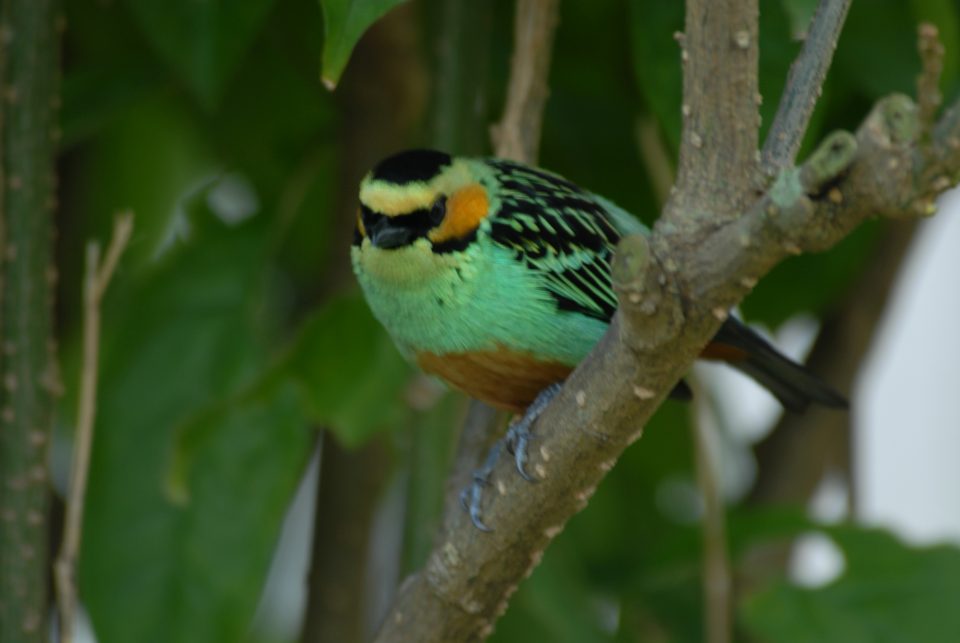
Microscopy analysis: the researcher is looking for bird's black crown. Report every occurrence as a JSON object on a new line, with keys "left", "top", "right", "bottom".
{"left": 370, "top": 149, "right": 452, "bottom": 185}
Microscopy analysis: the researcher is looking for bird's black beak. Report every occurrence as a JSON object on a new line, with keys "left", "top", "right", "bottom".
{"left": 370, "top": 223, "right": 416, "bottom": 249}
{"left": 361, "top": 205, "right": 425, "bottom": 249}
{"left": 369, "top": 218, "right": 416, "bottom": 249}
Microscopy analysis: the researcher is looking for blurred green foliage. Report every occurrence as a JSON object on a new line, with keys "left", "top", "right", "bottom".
{"left": 54, "top": 0, "right": 960, "bottom": 641}
{"left": 742, "top": 527, "right": 960, "bottom": 642}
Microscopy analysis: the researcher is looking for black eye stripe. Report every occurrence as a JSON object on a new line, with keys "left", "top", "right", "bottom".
{"left": 360, "top": 204, "right": 436, "bottom": 239}
{"left": 359, "top": 196, "right": 478, "bottom": 252}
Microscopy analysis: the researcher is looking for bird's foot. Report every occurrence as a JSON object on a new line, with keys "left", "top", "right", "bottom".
{"left": 460, "top": 383, "right": 563, "bottom": 531}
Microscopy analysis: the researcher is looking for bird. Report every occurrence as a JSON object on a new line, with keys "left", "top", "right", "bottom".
{"left": 351, "top": 148, "right": 846, "bottom": 527}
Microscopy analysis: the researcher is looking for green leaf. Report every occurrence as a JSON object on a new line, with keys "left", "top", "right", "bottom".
{"left": 319, "top": 0, "right": 407, "bottom": 89}
{"left": 741, "top": 527, "right": 960, "bottom": 643}
{"left": 165, "top": 382, "right": 311, "bottom": 641}
{"left": 123, "top": 0, "right": 280, "bottom": 107}
{"left": 66, "top": 94, "right": 217, "bottom": 274}
{"left": 80, "top": 214, "right": 310, "bottom": 643}
{"left": 779, "top": 0, "right": 819, "bottom": 36}
{"left": 285, "top": 293, "right": 411, "bottom": 447}
{"left": 179, "top": 382, "right": 311, "bottom": 634}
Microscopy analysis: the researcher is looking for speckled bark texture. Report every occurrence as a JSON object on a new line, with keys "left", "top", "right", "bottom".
{"left": 0, "top": 1, "right": 60, "bottom": 641}
{"left": 373, "top": 2, "right": 960, "bottom": 641}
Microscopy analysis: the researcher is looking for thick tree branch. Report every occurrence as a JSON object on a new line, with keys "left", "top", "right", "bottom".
{"left": 376, "top": 85, "right": 960, "bottom": 643}
{"left": 0, "top": 2, "right": 60, "bottom": 641}
{"left": 671, "top": 0, "right": 759, "bottom": 216}
{"left": 374, "top": 9, "right": 959, "bottom": 643}
{"left": 762, "top": 0, "right": 852, "bottom": 173}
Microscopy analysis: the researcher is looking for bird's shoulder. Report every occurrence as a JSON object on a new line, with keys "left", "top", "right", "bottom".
{"left": 474, "top": 158, "right": 645, "bottom": 322}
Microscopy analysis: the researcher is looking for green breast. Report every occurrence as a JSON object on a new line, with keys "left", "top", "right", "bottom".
{"left": 351, "top": 234, "right": 609, "bottom": 367}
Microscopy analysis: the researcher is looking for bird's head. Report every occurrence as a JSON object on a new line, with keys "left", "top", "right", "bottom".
{"left": 356, "top": 149, "right": 490, "bottom": 254}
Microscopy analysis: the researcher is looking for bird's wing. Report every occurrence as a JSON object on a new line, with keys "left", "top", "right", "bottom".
{"left": 485, "top": 159, "right": 643, "bottom": 321}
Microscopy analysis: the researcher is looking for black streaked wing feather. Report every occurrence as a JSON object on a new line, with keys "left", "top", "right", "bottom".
{"left": 486, "top": 159, "right": 623, "bottom": 321}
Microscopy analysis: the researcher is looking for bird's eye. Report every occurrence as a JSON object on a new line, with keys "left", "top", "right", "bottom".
{"left": 429, "top": 196, "right": 447, "bottom": 226}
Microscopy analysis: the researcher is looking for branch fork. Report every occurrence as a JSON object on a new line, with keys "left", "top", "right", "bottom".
{"left": 374, "top": 5, "right": 960, "bottom": 642}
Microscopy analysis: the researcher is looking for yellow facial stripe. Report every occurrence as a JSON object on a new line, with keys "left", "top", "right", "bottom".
{"left": 359, "top": 180, "right": 438, "bottom": 216}
{"left": 428, "top": 184, "right": 489, "bottom": 245}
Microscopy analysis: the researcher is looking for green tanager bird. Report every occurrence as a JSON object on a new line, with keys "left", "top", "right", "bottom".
{"left": 351, "top": 148, "right": 847, "bottom": 415}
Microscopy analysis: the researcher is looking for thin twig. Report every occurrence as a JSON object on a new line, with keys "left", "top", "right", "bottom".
{"left": 635, "top": 116, "right": 675, "bottom": 207}
{"left": 491, "top": 0, "right": 560, "bottom": 163}
{"left": 761, "top": 0, "right": 852, "bottom": 173}
{"left": 917, "top": 23, "right": 945, "bottom": 158}
{"left": 55, "top": 213, "right": 133, "bottom": 643}
{"left": 690, "top": 377, "right": 731, "bottom": 643}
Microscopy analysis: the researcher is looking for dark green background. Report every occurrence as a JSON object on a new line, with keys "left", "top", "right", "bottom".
{"left": 55, "top": 0, "right": 960, "bottom": 641}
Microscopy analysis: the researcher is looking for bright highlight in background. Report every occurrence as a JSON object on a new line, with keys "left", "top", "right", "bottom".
{"left": 857, "top": 187, "right": 960, "bottom": 546}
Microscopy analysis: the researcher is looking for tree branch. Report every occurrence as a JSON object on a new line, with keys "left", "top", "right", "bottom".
{"left": 747, "top": 18, "right": 941, "bottom": 539}
{"left": 916, "top": 23, "right": 945, "bottom": 154}
{"left": 690, "top": 379, "right": 731, "bottom": 643}
{"left": 761, "top": 0, "right": 852, "bottom": 173}
{"left": 375, "top": 84, "right": 960, "bottom": 643}
{"left": 373, "top": 8, "right": 960, "bottom": 643}
{"left": 55, "top": 213, "right": 133, "bottom": 643}
{"left": 670, "top": 0, "right": 759, "bottom": 217}
{"left": 0, "top": 2, "right": 61, "bottom": 641}
{"left": 490, "top": 0, "right": 559, "bottom": 164}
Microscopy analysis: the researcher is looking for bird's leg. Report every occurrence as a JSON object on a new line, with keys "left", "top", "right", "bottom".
{"left": 505, "top": 382, "right": 563, "bottom": 480}
{"left": 459, "top": 382, "right": 563, "bottom": 531}
{"left": 459, "top": 440, "right": 503, "bottom": 532}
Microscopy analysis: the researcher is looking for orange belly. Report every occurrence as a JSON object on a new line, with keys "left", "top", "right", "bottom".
{"left": 416, "top": 348, "right": 573, "bottom": 413}
{"left": 415, "top": 341, "right": 748, "bottom": 413}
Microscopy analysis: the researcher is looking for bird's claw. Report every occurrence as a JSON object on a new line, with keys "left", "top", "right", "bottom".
{"left": 459, "top": 473, "right": 493, "bottom": 532}
{"left": 505, "top": 420, "right": 537, "bottom": 481}
{"left": 460, "top": 383, "right": 563, "bottom": 531}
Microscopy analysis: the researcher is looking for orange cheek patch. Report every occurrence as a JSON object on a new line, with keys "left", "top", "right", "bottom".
{"left": 428, "top": 184, "right": 489, "bottom": 245}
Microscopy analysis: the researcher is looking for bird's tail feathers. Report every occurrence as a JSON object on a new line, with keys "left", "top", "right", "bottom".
{"left": 715, "top": 318, "right": 848, "bottom": 413}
